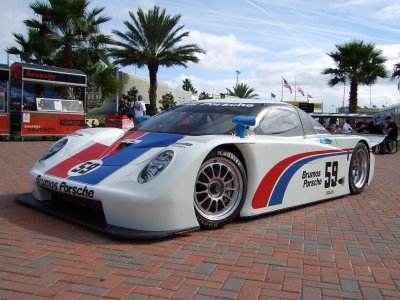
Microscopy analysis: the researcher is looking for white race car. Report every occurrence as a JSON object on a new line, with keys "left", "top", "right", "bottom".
{"left": 18, "top": 99, "right": 374, "bottom": 238}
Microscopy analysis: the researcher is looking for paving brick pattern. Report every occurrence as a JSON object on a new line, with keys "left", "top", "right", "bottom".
{"left": 1, "top": 141, "right": 400, "bottom": 299}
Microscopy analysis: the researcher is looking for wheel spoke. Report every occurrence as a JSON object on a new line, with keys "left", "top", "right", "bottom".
{"left": 195, "top": 190, "right": 208, "bottom": 196}
{"left": 217, "top": 164, "right": 222, "bottom": 178}
{"left": 218, "top": 199, "right": 226, "bottom": 209}
{"left": 197, "top": 180, "right": 209, "bottom": 187}
{"left": 224, "top": 177, "right": 234, "bottom": 185}
{"left": 204, "top": 167, "right": 213, "bottom": 181}
{"left": 204, "top": 199, "right": 212, "bottom": 210}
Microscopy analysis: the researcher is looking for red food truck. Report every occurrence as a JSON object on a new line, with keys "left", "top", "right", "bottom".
{"left": 9, "top": 63, "right": 87, "bottom": 140}
{"left": 0, "top": 64, "right": 9, "bottom": 140}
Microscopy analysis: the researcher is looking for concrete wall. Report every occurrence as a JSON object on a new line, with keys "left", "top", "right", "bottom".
{"left": 118, "top": 71, "right": 192, "bottom": 107}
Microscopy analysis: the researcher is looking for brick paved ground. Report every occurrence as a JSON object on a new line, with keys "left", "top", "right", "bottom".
{"left": 0, "top": 141, "right": 400, "bottom": 299}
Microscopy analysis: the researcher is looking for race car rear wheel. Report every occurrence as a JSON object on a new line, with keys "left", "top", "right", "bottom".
{"left": 194, "top": 149, "right": 247, "bottom": 229}
{"left": 349, "top": 142, "right": 370, "bottom": 194}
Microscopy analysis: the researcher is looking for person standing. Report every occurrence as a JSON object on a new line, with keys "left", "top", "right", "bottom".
{"left": 342, "top": 119, "right": 352, "bottom": 134}
{"left": 129, "top": 95, "right": 146, "bottom": 124}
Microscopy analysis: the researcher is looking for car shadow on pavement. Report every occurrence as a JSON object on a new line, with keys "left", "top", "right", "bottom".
{"left": 1, "top": 193, "right": 195, "bottom": 245}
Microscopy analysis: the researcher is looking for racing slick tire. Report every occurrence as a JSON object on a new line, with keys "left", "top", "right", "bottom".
{"left": 194, "top": 148, "right": 247, "bottom": 229}
{"left": 349, "top": 142, "right": 370, "bottom": 194}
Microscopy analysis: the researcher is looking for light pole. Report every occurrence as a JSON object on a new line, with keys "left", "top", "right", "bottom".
{"left": 369, "top": 85, "right": 372, "bottom": 109}
{"left": 342, "top": 82, "right": 345, "bottom": 111}
{"left": 236, "top": 70, "right": 241, "bottom": 86}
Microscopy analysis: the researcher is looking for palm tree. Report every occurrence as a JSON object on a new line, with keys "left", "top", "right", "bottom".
{"left": 7, "top": 0, "right": 116, "bottom": 102}
{"left": 322, "top": 40, "right": 387, "bottom": 113}
{"left": 182, "top": 78, "right": 197, "bottom": 94}
{"left": 109, "top": 6, "right": 205, "bottom": 115}
{"left": 7, "top": 28, "right": 55, "bottom": 65}
{"left": 9, "top": 1, "right": 113, "bottom": 67}
{"left": 226, "top": 83, "right": 258, "bottom": 99}
{"left": 391, "top": 61, "right": 400, "bottom": 90}
{"left": 22, "top": 0, "right": 112, "bottom": 69}
{"left": 198, "top": 91, "right": 211, "bottom": 100}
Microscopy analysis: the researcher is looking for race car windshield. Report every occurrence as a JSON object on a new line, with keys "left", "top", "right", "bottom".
{"left": 134, "top": 102, "right": 264, "bottom": 135}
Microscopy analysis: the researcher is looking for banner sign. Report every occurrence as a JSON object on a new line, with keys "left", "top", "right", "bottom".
{"left": 23, "top": 69, "right": 86, "bottom": 85}
{"left": 10, "top": 63, "right": 86, "bottom": 86}
{"left": 21, "top": 112, "right": 85, "bottom": 135}
{"left": 298, "top": 102, "right": 315, "bottom": 113}
{"left": 285, "top": 101, "right": 322, "bottom": 110}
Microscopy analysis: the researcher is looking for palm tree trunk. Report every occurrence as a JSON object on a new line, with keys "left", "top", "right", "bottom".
{"left": 62, "top": 39, "right": 74, "bottom": 100}
{"left": 148, "top": 64, "right": 159, "bottom": 116}
{"left": 349, "top": 77, "right": 358, "bottom": 113}
{"left": 63, "top": 39, "right": 73, "bottom": 69}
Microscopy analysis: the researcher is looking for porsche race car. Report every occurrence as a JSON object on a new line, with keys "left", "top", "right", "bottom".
{"left": 17, "top": 99, "right": 375, "bottom": 238}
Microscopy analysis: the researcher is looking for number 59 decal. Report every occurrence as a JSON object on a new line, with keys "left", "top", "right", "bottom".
{"left": 325, "top": 161, "right": 338, "bottom": 188}
{"left": 68, "top": 160, "right": 103, "bottom": 176}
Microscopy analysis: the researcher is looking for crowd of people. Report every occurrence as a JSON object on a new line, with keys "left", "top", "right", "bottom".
{"left": 323, "top": 116, "right": 398, "bottom": 154}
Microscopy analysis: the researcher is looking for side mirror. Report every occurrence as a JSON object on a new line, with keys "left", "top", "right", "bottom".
{"left": 136, "top": 115, "right": 150, "bottom": 124}
{"left": 232, "top": 116, "right": 256, "bottom": 138}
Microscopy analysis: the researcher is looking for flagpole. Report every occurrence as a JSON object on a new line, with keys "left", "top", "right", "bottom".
{"left": 281, "top": 77, "right": 283, "bottom": 102}
{"left": 294, "top": 75, "right": 297, "bottom": 101}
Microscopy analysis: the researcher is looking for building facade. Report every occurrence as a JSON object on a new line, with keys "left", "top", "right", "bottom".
{"left": 117, "top": 71, "right": 192, "bottom": 109}
{"left": 86, "top": 71, "right": 193, "bottom": 122}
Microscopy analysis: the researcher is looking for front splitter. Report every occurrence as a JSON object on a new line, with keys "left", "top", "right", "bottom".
{"left": 16, "top": 193, "right": 198, "bottom": 239}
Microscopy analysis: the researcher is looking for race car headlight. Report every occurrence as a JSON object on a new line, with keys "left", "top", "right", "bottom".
{"left": 138, "top": 150, "right": 174, "bottom": 183}
{"left": 39, "top": 138, "right": 68, "bottom": 161}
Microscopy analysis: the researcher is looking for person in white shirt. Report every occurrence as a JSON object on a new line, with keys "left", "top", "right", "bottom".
{"left": 342, "top": 119, "right": 352, "bottom": 134}
{"left": 129, "top": 95, "right": 146, "bottom": 124}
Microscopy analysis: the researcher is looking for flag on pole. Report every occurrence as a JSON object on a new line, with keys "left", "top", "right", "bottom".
{"left": 297, "top": 87, "right": 305, "bottom": 96}
{"left": 271, "top": 92, "right": 276, "bottom": 99}
{"left": 283, "top": 78, "right": 293, "bottom": 94}
{"left": 307, "top": 93, "right": 313, "bottom": 99}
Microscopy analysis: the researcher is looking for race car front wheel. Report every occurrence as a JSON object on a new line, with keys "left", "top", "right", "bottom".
{"left": 349, "top": 142, "right": 370, "bottom": 194}
{"left": 194, "top": 149, "right": 247, "bottom": 229}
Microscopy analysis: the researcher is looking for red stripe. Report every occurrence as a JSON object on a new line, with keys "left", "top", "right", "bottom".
{"left": 45, "top": 131, "right": 148, "bottom": 179}
{"left": 45, "top": 143, "right": 109, "bottom": 179}
{"left": 251, "top": 149, "right": 347, "bottom": 209}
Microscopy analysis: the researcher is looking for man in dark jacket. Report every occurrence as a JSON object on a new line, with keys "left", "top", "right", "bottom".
{"left": 379, "top": 116, "right": 398, "bottom": 154}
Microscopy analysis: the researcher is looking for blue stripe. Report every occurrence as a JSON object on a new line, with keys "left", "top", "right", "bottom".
{"left": 68, "top": 133, "right": 183, "bottom": 185}
{"left": 268, "top": 151, "right": 351, "bottom": 206}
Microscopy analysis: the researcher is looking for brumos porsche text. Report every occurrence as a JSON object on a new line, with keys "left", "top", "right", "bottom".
{"left": 36, "top": 175, "right": 94, "bottom": 198}
{"left": 302, "top": 170, "right": 322, "bottom": 188}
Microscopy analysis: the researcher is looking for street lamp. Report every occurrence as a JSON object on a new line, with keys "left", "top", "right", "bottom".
{"left": 236, "top": 70, "right": 241, "bottom": 86}
{"left": 342, "top": 82, "right": 345, "bottom": 109}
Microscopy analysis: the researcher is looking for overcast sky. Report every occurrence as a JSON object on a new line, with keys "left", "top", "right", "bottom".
{"left": 1, "top": 0, "right": 400, "bottom": 111}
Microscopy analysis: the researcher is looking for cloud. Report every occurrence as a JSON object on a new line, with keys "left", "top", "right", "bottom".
{"left": 375, "top": 4, "right": 400, "bottom": 20}
{"left": 277, "top": 47, "right": 325, "bottom": 58}
{"left": 171, "top": 43, "right": 400, "bottom": 111}
{"left": 0, "top": 0, "right": 33, "bottom": 63}
{"left": 164, "top": 73, "right": 238, "bottom": 96}
{"left": 185, "top": 30, "right": 265, "bottom": 71}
